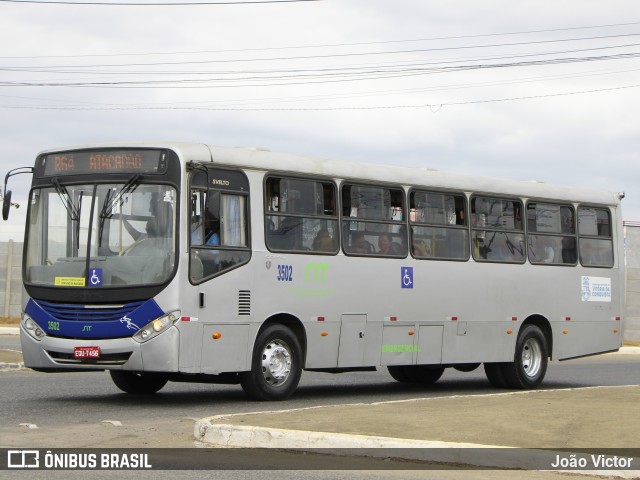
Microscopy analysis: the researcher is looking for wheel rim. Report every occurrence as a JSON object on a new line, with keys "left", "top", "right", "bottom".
{"left": 521, "top": 338, "right": 542, "bottom": 378}
{"left": 261, "top": 339, "right": 292, "bottom": 387}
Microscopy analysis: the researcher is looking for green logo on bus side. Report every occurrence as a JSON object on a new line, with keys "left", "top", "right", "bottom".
{"left": 290, "top": 262, "right": 335, "bottom": 298}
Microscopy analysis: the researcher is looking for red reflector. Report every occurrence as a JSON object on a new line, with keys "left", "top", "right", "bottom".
{"left": 565, "top": 317, "right": 571, "bottom": 321}
{"left": 616, "top": 317, "right": 621, "bottom": 321}
{"left": 317, "top": 317, "right": 325, "bottom": 322}
{"left": 451, "top": 316, "right": 458, "bottom": 321}
{"left": 390, "top": 316, "right": 397, "bottom": 321}
{"left": 511, "top": 316, "right": 518, "bottom": 321}
{"left": 181, "top": 316, "right": 190, "bottom": 322}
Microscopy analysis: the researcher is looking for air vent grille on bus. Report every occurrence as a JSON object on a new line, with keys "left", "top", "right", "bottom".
{"left": 37, "top": 300, "right": 146, "bottom": 322}
{"left": 238, "top": 290, "right": 251, "bottom": 316}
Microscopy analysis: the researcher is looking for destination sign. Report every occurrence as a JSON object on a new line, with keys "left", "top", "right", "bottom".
{"left": 39, "top": 150, "right": 167, "bottom": 176}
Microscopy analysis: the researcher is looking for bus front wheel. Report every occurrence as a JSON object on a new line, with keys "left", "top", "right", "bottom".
{"left": 109, "top": 370, "right": 168, "bottom": 394}
{"left": 240, "top": 324, "right": 302, "bottom": 401}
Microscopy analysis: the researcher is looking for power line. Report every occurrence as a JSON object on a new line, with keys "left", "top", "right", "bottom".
{"left": 4, "top": 64, "right": 638, "bottom": 109}
{"left": 1, "top": 21, "right": 639, "bottom": 60}
{"left": 1, "top": 83, "right": 638, "bottom": 111}
{"left": 4, "top": 41, "right": 639, "bottom": 78}
{"left": 3, "top": 33, "right": 640, "bottom": 69}
{"left": 0, "top": 0, "right": 318, "bottom": 5}
{"left": 3, "top": 52, "right": 640, "bottom": 88}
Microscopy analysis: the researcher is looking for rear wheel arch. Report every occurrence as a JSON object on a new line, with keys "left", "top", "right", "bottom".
{"left": 521, "top": 315, "right": 553, "bottom": 360}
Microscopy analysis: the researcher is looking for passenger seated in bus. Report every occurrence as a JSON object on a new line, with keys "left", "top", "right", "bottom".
{"left": 378, "top": 234, "right": 402, "bottom": 255}
{"left": 541, "top": 242, "right": 555, "bottom": 263}
{"left": 412, "top": 238, "right": 431, "bottom": 258}
{"left": 347, "top": 232, "right": 373, "bottom": 254}
{"left": 493, "top": 237, "right": 523, "bottom": 262}
{"left": 122, "top": 202, "right": 172, "bottom": 242}
{"left": 204, "top": 219, "right": 220, "bottom": 246}
{"left": 312, "top": 228, "right": 334, "bottom": 252}
{"left": 528, "top": 236, "right": 555, "bottom": 263}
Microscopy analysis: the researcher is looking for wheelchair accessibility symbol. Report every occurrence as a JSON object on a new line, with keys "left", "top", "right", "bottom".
{"left": 401, "top": 267, "right": 413, "bottom": 289}
{"left": 89, "top": 268, "right": 103, "bottom": 287}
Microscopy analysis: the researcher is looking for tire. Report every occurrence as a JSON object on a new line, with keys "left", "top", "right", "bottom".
{"left": 387, "top": 365, "right": 444, "bottom": 385}
{"left": 502, "top": 325, "right": 549, "bottom": 389}
{"left": 109, "top": 370, "right": 168, "bottom": 394}
{"left": 453, "top": 363, "right": 480, "bottom": 373}
{"left": 240, "top": 324, "right": 302, "bottom": 401}
{"left": 387, "top": 366, "right": 410, "bottom": 383}
{"left": 484, "top": 362, "right": 509, "bottom": 388}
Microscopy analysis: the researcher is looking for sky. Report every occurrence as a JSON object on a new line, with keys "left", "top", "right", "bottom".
{"left": 1, "top": 0, "right": 640, "bottom": 241}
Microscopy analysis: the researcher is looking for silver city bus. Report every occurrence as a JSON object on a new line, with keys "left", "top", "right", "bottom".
{"left": 2, "top": 142, "right": 624, "bottom": 400}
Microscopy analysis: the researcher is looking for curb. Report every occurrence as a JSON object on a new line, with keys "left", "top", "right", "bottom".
{"left": 0, "top": 327, "right": 19, "bottom": 335}
{"left": 195, "top": 422, "right": 639, "bottom": 477}
{"left": 0, "top": 362, "right": 25, "bottom": 371}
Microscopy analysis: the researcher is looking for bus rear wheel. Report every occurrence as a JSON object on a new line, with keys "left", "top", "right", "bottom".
{"left": 483, "top": 362, "right": 509, "bottom": 388}
{"left": 387, "top": 365, "right": 445, "bottom": 385}
{"left": 109, "top": 370, "right": 168, "bottom": 394}
{"left": 240, "top": 324, "right": 302, "bottom": 401}
{"left": 502, "top": 324, "right": 548, "bottom": 389}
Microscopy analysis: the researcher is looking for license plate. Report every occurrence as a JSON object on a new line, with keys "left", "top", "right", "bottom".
{"left": 74, "top": 346, "right": 101, "bottom": 359}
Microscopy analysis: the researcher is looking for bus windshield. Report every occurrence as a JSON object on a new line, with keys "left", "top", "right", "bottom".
{"left": 25, "top": 182, "right": 177, "bottom": 288}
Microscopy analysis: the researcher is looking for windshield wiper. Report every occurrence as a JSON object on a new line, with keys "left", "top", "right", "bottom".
{"left": 52, "top": 178, "right": 84, "bottom": 249}
{"left": 52, "top": 178, "right": 81, "bottom": 222}
{"left": 98, "top": 175, "right": 140, "bottom": 246}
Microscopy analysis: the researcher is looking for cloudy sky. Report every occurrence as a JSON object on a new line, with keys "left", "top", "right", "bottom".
{"left": 1, "top": 0, "right": 639, "bottom": 241}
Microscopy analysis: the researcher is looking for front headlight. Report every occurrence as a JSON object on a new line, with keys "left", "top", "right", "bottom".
{"left": 21, "top": 313, "right": 45, "bottom": 341}
{"left": 133, "top": 310, "right": 180, "bottom": 343}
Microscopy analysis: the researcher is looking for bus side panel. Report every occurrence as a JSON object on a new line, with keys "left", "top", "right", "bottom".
{"left": 201, "top": 324, "right": 250, "bottom": 374}
{"left": 441, "top": 321, "right": 515, "bottom": 364}
{"left": 305, "top": 319, "right": 341, "bottom": 368}
{"left": 552, "top": 262, "right": 622, "bottom": 359}
{"left": 553, "top": 320, "right": 621, "bottom": 360}
{"left": 178, "top": 321, "right": 203, "bottom": 373}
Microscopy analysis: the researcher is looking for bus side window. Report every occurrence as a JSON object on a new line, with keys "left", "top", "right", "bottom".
{"left": 341, "top": 183, "right": 407, "bottom": 258}
{"left": 471, "top": 196, "right": 525, "bottom": 263}
{"left": 265, "top": 176, "right": 338, "bottom": 254}
{"left": 189, "top": 168, "right": 251, "bottom": 283}
{"left": 410, "top": 190, "right": 469, "bottom": 261}
{"left": 578, "top": 207, "right": 614, "bottom": 267}
{"left": 526, "top": 202, "right": 577, "bottom": 266}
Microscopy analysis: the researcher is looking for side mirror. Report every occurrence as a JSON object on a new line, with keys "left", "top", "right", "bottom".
{"left": 2, "top": 190, "right": 11, "bottom": 221}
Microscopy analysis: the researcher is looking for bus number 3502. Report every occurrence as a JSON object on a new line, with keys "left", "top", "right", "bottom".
{"left": 277, "top": 264, "right": 293, "bottom": 282}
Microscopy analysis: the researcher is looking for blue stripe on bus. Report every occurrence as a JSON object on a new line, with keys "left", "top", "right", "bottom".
{"left": 25, "top": 298, "right": 164, "bottom": 339}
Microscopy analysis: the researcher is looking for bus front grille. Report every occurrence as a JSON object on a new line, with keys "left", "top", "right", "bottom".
{"left": 37, "top": 300, "right": 146, "bottom": 322}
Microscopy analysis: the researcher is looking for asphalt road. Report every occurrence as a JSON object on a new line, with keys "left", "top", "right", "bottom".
{"left": 1, "top": 342, "right": 639, "bottom": 434}
{"left": 2, "top": 333, "right": 639, "bottom": 479}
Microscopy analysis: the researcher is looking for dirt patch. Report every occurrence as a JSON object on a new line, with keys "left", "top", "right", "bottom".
{"left": 0, "top": 317, "right": 20, "bottom": 326}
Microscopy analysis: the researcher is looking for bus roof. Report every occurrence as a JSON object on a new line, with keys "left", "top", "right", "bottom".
{"left": 38, "top": 141, "right": 621, "bottom": 207}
